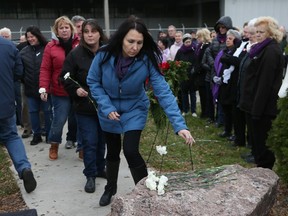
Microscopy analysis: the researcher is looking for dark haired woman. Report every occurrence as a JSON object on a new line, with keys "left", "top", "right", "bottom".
{"left": 87, "top": 16, "right": 195, "bottom": 207}
{"left": 20, "top": 26, "right": 52, "bottom": 146}
{"left": 60, "top": 19, "right": 108, "bottom": 194}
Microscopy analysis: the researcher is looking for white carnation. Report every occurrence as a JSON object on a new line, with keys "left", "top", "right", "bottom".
{"left": 64, "top": 72, "right": 70, "bottom": 80}
{"left": 39, "top": 88, "right": 46, "bottom": 94}
{"left": 145, "top": 178, "right": 157, "bottom": 191}
{"left": 156, "top": 145, "right": 167, "bottom": 155}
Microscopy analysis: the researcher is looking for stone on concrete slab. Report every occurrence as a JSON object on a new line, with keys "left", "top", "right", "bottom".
{"left": 108, "top": 164, "right": 279, "bottom": 216}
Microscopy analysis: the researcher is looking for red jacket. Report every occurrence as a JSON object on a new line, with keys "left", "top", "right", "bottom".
{"left": 39, "top": 35, "right": 79, "bottom": 96}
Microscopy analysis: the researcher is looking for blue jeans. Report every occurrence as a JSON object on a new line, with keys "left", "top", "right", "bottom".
{"left": 48, "top": 95, "right": 71, "bottom": 144}
{"left": 0, "top": 115, "right": 31, "bottom": 177}
{"left": 27, "top": 96, "right": 52, "bottom": 136}
{"left": 76, "top": 114, "right": 106, "bottom": 177}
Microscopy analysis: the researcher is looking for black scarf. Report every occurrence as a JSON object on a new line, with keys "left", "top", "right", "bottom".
{"left": 58, "top": 36, "right": 73, "bottom": 56}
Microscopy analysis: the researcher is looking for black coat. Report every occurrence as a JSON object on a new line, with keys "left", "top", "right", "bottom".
{"left": 20, "top": 44, "right": 45, "bottom": 98}
{"left": 218, "top": 47, "right": 245, "bottom": 105}
{"left": 239, "top": 40, "right": 284, "bottom": 118}
{"left": 60, "top": 45, "right": 97, "bottom": 115}
{"left": 174, "top": 46, "right": 197, "bottom": 90}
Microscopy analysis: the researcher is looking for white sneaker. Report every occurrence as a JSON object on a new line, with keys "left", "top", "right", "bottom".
{"left": 192, "top": 113, "right": 198, "bottom": 117}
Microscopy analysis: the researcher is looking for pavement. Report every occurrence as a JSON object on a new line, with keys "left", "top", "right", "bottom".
{"left": 12, "top": 123, "right": 135, "bottom": 216}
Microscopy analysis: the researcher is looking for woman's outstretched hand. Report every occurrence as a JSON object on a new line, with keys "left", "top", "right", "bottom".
{"left": 178, "top": 129, "right": 195, "bottom": 146}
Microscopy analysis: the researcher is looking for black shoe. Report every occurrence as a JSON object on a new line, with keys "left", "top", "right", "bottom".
{"left": 227, "top": 135, "right": 236, "bottom": 142}
{"left": 218, "top": 131, "right": 231, "bottom": 138}
{"left": 85, "top": 177, "right": 96, "bottom": 193}
{"left": 30, "top": 135, "right": 43, "bottom": 145}
{"left": 22, "top": 130, "right": 32, "bottom": 138}
{"left": 96, "top": 170, "right": 107, "bottom": 179}
{"left": 22, "top": 168, "right": 37, "bottom": 193}
{"left": 244, "top": 155, "right": 255, "bottom": 164}
{"left": 215, "top": 122, "right": 223, "bottom": 128}
{"left": 99, "top": 185, "right": 116, "bottom": 206}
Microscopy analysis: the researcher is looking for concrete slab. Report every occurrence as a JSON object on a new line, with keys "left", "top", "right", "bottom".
{"left": 13, "top": 123, "right": 135, "bottom": 216}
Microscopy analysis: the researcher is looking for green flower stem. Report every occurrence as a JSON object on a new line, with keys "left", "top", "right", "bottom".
{"left": 146, "top": 129, "right": 159, "bottom": 164}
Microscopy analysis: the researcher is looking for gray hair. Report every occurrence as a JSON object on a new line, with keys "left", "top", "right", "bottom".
{"left": 227, "top": 29, "right": 241, "bottom": 40}
{"left": 71, "top": 15, "right": 86, "bottom": 24}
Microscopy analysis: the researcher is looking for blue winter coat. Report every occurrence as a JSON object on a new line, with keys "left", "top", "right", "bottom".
{"left": 87, "top": 52, "right": 188, "bottom": 134}
{"left": 0, "top": 37, "right": 23, "bottom": 119}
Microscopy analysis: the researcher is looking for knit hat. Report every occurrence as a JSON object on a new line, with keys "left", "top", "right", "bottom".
{"left": 182, "top": 33, "right": 192, "bottom": 42}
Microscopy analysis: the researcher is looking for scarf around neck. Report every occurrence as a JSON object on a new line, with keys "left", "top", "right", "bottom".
{"left": 217, "top": 33, "right": 227, "bottom": 44}
{"left": 116, "top": 54, "right": 135, "bottom": 80}
{"left": 249, "top": 38, "right": 272, "bottom": 58}
{"left": 179, "top": 44, "right": 194, "bottom": 53}
{"left": 58, "top": 36, "right": 73, "bottom": 56}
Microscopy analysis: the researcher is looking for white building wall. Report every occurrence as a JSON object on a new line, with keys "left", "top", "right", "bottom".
{"left": 224, "top": 0, "right": 288, "bottom": 29}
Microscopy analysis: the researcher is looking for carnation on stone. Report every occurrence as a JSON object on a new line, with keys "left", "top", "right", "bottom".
{"left": 64, "top": 72, "right": 70, "bottom": 80}
{"left": 145, "top": 171, "right": 168, "bottom": 195}
{"left": 145, "top": 178, "right": 157, "bottom": 191}
{"left": 156, "top": 145, "right": 167, "bottom": 155}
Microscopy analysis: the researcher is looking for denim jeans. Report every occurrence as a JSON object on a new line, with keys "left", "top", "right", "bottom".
{"left": 76, "top": 114, "right": 106, "bottom": 177}
{"left": 48, "top": 95, "right": 71, "bottom": 144}
{"left": 0, "top": 114, "right": 31, "bottom": 177}
{"left": 27, "top": 96, "right": 52, "bottom": 136}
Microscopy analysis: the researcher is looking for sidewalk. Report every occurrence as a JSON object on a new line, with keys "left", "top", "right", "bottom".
{"left": 13, "top": 124, "right": 134, "bottom": 216}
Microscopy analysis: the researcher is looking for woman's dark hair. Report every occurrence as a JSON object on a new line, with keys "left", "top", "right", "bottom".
{"left": 25, "top": 26, "right": 48, "bottom": 46}
{"left": 80, "top": 18, "right": 108, "bottom": 47}
{"left": 158, "top": 37, "right": 169, "bottom": 49}
{"left": 100, "top": 15, "right": 162, "bottom": 72}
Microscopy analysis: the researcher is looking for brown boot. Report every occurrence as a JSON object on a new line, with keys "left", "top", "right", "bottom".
{"left": 78, "top": 149, "right": 83, "bottom": 161}
{"left": 49, "top": 143, "right": 59, "bottom": 160}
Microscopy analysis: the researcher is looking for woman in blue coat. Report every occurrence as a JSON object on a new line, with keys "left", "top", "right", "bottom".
{"left": 87, "top": 16, "right": 195, "bottom": 206}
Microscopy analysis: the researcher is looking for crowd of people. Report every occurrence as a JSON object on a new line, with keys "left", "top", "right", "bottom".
{"left": 0, "top": 13, "right": 286, "bottom": 207}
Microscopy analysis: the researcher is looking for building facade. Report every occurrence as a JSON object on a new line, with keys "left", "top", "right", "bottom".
{"left": 0, "top": 0, "right": 220, "bottom": 41}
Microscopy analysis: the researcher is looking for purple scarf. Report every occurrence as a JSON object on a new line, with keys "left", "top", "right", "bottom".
{"left": 212, "top": 50, "right": 224, "bottom": 104}
{"left": 217, "top": 34, "right": 227, "bottom": 44}
{"left": 195, "top": 43, "right": 202, "bottom": 57}
{"left": 116, "top": 55, "right": 135, "bottom": 80}
{"left": 249, "top": 38, "right": 272, "bottom": 58}
{"left": 179, "top": 44, "right": 194, "bottom": 53}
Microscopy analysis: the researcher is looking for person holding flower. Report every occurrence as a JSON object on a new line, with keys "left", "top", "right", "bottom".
{"left": 39, "top": 16, "right": 80, "bottom": 160}
{"left": 87, "top": 15, "right": 195, "bottom": 207}
{"left": 60, "top": 19, "right": 108, "bottom": 194}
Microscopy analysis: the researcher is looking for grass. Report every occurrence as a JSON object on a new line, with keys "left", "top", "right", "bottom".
{"left": 0, "top": 146, "right": 19, "bottom": 197}
{"left": 140, "top": 111, "right": 254, "bottom": 173}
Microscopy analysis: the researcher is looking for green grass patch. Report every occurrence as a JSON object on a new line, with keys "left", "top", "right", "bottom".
{"left": 141, "top": 112, "right": 254, "bottom": 173}
{"left": 0, "top": 146, "right": 20, "bottom": 197}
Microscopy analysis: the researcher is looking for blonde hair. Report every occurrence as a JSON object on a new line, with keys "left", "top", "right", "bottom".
{"left": 52, "top": 16, "right": 76, "bottom": 36}
{"left": 196, "top": 28, "right": 211, "bottom": 43}
{"left": 255, "top": 16, "right": 283, "bottom": 43}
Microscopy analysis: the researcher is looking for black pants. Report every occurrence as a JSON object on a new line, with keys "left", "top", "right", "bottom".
{"left": 246, "top": 113, "right": 275, "bottom": 169}
{"left": 104, "top": 130, "right": 145, "bottom": 168}
{"left": 233, "top": 107, "right": 247, "bottom": 146}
